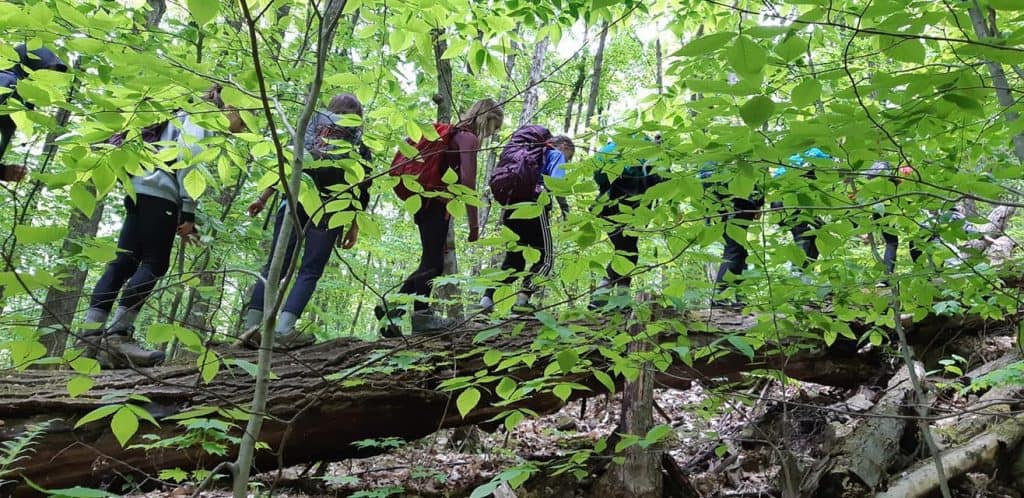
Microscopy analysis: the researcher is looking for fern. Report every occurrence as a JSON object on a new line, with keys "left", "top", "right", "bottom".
{"left": 0, "top": 419, "right": 56, "bottom": 487}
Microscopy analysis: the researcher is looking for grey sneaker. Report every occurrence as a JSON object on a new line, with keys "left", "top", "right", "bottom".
{"left": 274, "top": 328, "right": 316, "bottom": 350}
{"left": 411, "top": 310, "right": 456, "bottom": 334}
{"left": 103, "top": 332, "right": 165, "bottom": 368}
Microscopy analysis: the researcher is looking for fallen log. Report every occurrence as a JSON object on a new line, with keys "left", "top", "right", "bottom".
{"left": 876, "top": 415, "right": 1024, "bottom": 498}
{"left": 814, "top": 363, "right": 924, "bottom": 497}
{"left": 0, "top": 303, "right": 1009, "bottom": 496}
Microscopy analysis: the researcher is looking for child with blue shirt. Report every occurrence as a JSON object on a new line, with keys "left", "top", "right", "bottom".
{"left": 479, "top": 135, "right": 575, "bottom": 312}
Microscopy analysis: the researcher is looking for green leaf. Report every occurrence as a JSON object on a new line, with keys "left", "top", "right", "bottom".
{"left": 553, "top": 383, "right": 572, "bottom": 401}
{"left": 593, "top": 369, "right": 615, "bottom": 394}
{"left": 495, "top": 377, "right": 516, "bottom": 399}
{"left": 125, "top": 404, "right": 160, "bottom": 428}
{"left": 727, "top": 35, "right": 767, "bottom": 77}
{"left": 111, "top": 406, "right": 139, "bottom": 446}
{"left": 556, "top": 349, "right": 579, "bottom": 374}
{"left": 67, "top": 376, "right": 94, "bottom": 398}
{"left": 74, "top": 404, "right": 120, "bottom": 428}
{"left": 791, "top": 79, "right": 821, "bottom": 107}
{"left": 183, "top": 168, "right": 207, "bottom": 199}
{"left": 504, "top": 410, "right": 524, "bottom": 431}
{"left": 469, "top": 480, "right": 501, "bottom": 498}
{"left": 509, "top": 203, "right": 542, "bottom": 219}
{"left": 187, "top": 0, "right": 219, "bottom": 25}
{"left": 645, "top": 424, "right": 672, "bottom": 443}
{"left": 70, "top": 183, "right": 96, "bottom": 217}
{"left": 990, "top": 0, "right": 1024, "bottom": 10}
{"left": 739, "top": 96, "right": 775, "bottom": 127}
{"left": 883, "top": 37, "right": 925, "bottom": 64}
{"left": 23, "top": 480, "right": 115, "bottom": 498}
{"left": 403, "top": 194, "right": 422, "bottom": 214}
{"left": 197, "top": 350, "right": 220, "bottom": 384}
{"left": 727, "top": 335, "right": 755, "bottom": 359}
{"left": 456, "top": 387, "right": 481, "bottom": 418}
{"left": 675, "top": 32, "right": 735, "bottom": 57}
{"left": 15, "top": 225, "right": 68, "bottom": 244}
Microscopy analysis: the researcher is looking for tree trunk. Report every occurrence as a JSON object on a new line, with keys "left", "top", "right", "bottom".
{"left": 967, "top": 2, "right": 1024, "bottom": 162}
{"left": 4, "top": 300, "right": 1016, "bottom": 495}
{"left": 432, "top": 28, "right": 453, "bottom": 124}
{"left": 655, "top": 37, "right": 663, "bottom": 95}
{"left": 478, "top": 34, "right": 519, "bottom": 235}
{"left": 145, "top": 0, "right": 166, "bottom": 28}
{"left": 593, "top": 305, "right": 662, "bottom": 497}
{"left": 36, "top": 196, "right": 106, "bottom": 356}
{"left": 584, "top": 22, "right": 609, "bottom": 128}
{"left": 519, "top": 34, "right": 549, "bottom": 127}
{"left": 564, "top": 60, "right": 586, "bottom": 133}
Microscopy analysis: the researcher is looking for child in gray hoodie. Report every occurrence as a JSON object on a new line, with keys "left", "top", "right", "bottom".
{"left": 79, "top": 85, "right": 244, "bottom": 368}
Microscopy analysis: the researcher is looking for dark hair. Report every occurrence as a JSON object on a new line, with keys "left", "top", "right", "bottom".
{"left": 204, "top": 84, "right": 226, "bottom": 109}
{"left": 549, "top": 135, "right": 575, "bottom": 159}
{"left": 327, "top": 93, "right": 363, "bottom": 117}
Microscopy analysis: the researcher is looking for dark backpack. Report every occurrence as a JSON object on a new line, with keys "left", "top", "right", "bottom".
{"left": 490, "top": 125, "right": 553, "bottom": 205}
{"left": 390, "top": 123, "right": 456, "bottom": 201}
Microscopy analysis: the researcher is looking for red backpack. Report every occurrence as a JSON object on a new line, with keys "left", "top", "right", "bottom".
{"left": 390, "top": 123, "right": 458, "bottom": 201}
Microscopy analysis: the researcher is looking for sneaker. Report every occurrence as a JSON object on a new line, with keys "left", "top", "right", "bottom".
{"left": 274, "top": 328, "right": 316, "bottom": 351}
{"left": 411, "top": 310, "right": 456, "bottom": 334}
{"left": 375, "top": 305, "right": 406, "bottom": 338}
{"left": 103, "top": 332, "right": 165, "bottom": 368}
{"left": 477, "top": 296, "right": 495, "bottom": 314}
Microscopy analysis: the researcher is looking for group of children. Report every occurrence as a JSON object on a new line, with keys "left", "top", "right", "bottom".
{"left": 0, "top": 47, "right": 965, "bottom": 368}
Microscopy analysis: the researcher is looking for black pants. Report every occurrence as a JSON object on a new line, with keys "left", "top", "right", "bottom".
{"left": 398, "top": 200, "right": 449, "bottom": 311}
{"left": 90, "top": 195, "right": 179, "bottom": 313}
{"left": 600, "top": 203, "right": 639, "bottom": 287}
{"left": 879, "top": 227, "right": 925, "bottom": 274}
{"left": 714, "top": 211, "right": 758, "bottom": 292}
{"left": 484, "top": 208, "right": 553, "bottom": 299}
{"left": 775, "top": 203, "right": 820, "bottom": 266}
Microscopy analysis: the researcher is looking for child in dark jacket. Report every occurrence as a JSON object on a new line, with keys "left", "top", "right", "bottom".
{"left": 0, "top": 44, "right": 68, "bottom": 181}
{"left": 243, "top": 93, "right": 372, "bottom": 349}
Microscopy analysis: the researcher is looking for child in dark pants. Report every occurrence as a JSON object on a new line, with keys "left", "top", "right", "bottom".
{"left": 700, "top": 161, "right": 764, "bottom": 307}
{"left": 380, "top": 99, "right": 505, "bottom": 335}
{"left": 591, "top": 136, "right": 664, "bottom": 307}
{"left": 479, "top": 136, "right": 575, "bottom": 313}
{"left": 0, "top": 44, "right": 68, "bottom": 181}
{"left": 80, "top": 86, "right": 245, "bottom": 368}
{"left": 244, "top": 93, "right": 372, "bottom": 349}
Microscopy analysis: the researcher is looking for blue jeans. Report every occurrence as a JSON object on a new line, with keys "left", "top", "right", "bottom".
{"left": 249, "top": 205, "right": 342, "bottom": 315}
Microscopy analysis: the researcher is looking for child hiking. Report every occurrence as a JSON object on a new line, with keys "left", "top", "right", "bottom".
{"left": 243, "top": 93, "right": 373, "bottom": 349}
{"left": 478, "top": 129, "right": 575, "bottom": 314}
{"left": 77, "top": 85, "right": 245, "bottom": 368}
{"left": 378, "top": 98, "right": 504, "bottom": 335}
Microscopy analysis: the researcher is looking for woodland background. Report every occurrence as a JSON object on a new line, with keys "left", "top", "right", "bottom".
{"left": 3, "top": 0, "right": 1024, "bottom": 497}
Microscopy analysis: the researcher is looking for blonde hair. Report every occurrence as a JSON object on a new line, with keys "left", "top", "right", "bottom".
{"left": 456, "top": 98, "right": 504, "bottom": 139}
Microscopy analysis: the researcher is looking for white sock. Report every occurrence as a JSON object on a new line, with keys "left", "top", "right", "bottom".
{"left": 275, "top": 311, "right": 299, "bottom": 334}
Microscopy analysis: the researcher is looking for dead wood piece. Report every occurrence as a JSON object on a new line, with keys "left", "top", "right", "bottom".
{"left": 876, "top": 415, "right": 1024, "bottom": 498}
{"left": 815, "top": 363, "right": 924, "bottom": 497}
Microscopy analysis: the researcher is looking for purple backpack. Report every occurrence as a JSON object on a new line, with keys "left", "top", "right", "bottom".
{"left": 490, "top": 125, "right": 553, "bottom": 205}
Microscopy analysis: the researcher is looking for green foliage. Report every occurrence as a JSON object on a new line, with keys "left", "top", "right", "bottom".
{"left": 0, "top": 420, "right": 55, "bottom": 488}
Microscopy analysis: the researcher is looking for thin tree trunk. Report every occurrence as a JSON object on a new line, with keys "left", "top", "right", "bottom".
{"left": 432, "top": 28, "right": 453, "bottom": 124}
{"left": 478, "top": 34, "right": 519, "bottom": 234}
{"left": 519, "top": 34, "right": 550, "bottom": 127}
{"left": 564, "top": 60, "right": 586, "bottom": 132}
{"left": 37, "top": 196, "right": 105, "bottom": 356}
{"left": 584, "top": 22, "right": 609, "bottom": 128}
{"left": 145, "top": 0, "right": 166, "bottom": 28}
{"left": 655, "top": 37, "right": 663, "bottom": 95}
{"left": 968, "top": 2, "right": 1024, "bottom": 162}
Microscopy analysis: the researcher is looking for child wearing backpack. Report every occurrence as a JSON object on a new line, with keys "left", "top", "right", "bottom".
{"left": 77, "top": 85, "right": 245, "bottom": 368}
{"left": 380, "top": 99, "right": 505, "bottom": 334}
{"left": 774, "top": 147, "right": 833, "bottom": 266}
{"left": 0, "top": 44, "right": 68, "bottom": 182}
{"left": 590, "top": 135, "right": 664, "bottom": 307}
{"left": 243, "top": 94, "right": 372, "bottom": 349}
{"left": 478, "top": 132, "right": 575, "bottom": 313}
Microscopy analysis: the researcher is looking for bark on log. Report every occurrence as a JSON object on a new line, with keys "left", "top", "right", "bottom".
{"left": 815, "top": 363, "right": 924, "bottom": 496}
{"left": 0, "top": 304, "right": 1011, "bottom": 496}
{"left": 876, "top": 415, "right": 1024, "bottom": 498}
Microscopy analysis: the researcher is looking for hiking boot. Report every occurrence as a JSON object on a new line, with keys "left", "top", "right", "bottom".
{"left": 70, "top": 329, "right": 105, "bottom": 361}
{"left": 103, "top": 332, "right": 165, "bottom": 368}
{"left": 273, "top": 328, "right": 316, "bottom": 351}
{"left": 411, "top": 310, "right": 456, "bottom": 334}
